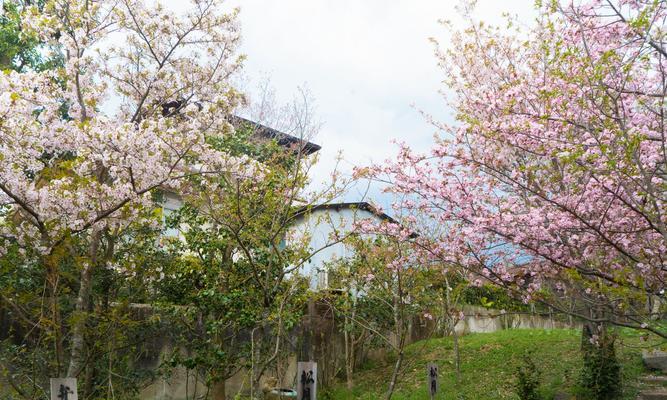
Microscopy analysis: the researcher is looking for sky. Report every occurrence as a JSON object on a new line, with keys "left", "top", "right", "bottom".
{"left": 208, "top": 0, "right": 537, "bottom": 208}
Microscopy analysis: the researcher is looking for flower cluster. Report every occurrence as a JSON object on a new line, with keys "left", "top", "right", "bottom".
{"left": 0, "top": 0, "right": 249, "bottom": 255}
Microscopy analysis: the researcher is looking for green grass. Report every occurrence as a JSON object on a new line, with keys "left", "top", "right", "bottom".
{"left": 323, "top": 328, "right": 653, "bottom": 400}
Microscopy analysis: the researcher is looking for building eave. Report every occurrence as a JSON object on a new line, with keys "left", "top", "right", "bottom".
{"left": 229, "top": 115, "right": 322, "bottom": 155}
{"left": 294, "top": 201, "right": 397, "bottom": 224}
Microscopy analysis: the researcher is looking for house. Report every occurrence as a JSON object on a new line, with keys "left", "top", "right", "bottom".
{"left": 161, "top": 118, "right": 394, "bottom": 293}
{"left": 290, "top": 202, "right": 398, "bottom": 291}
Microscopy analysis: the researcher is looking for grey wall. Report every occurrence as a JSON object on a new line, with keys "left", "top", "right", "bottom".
{"left": 139, "top": 304, "right": 579, "bottom": 399}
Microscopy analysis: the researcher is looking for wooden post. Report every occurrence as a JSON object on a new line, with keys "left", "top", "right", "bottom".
{"left": 50, "top": 378, "right": 78, "bottom": 400}
{"left": 296, "top": 361, "right": 317, "bottom": 400}
{"left": 427, "top": 363, "right": 438, "bottom": 399}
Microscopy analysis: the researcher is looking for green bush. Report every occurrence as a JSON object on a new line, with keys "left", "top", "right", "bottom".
{"left": 515, "top": 351, "right": 542, "bottom": 400}
{"left": 462, "top": 284, "right": 532, "bottom": 312}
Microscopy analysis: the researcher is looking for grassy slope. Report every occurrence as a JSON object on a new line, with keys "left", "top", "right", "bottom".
{"left": 324, "top": 329, "right": 650, "bottom": 400}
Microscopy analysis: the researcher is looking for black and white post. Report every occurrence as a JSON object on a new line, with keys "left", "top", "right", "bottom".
{"left": 297, "top": 361, "right": 317, "bottom": 400}
{"left": 427, "top": 363, "right": 438, "bottom": 399}
{"left": 50, "top": 378, "right": 78, "bottom": 400}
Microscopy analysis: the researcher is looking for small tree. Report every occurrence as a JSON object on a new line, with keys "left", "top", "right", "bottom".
{"left": 579, "top": 323, "right": 621, "bottom": 400}
{"left": 158, "top": 126, "right": 314, "bottom": 397}
{"left": 327, "top": 231, "right": 435, "bottom": 400}
{"left": 157, "top": 83, "right": 350, "bottom": 397}
{"left": 327, "top": 256, "right": 384, "bottom": 390}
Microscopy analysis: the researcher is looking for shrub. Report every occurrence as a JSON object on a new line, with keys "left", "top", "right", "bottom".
{"left": 578, "top": 324, "right": 622, "bottom": 400}
{"left": 514, "top": 351, "right": 542, "bottom": 400}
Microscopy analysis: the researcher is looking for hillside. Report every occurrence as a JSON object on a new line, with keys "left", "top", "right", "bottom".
{"left": 324, "top": 329, "right": 653, "bottom": 400}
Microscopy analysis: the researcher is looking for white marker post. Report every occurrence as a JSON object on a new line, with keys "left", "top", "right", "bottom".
{"left": 50, "top": 378, "right": 78, "bottom": 400}
{"left": 296, "top": 361, "right": 317, "bottom": 400}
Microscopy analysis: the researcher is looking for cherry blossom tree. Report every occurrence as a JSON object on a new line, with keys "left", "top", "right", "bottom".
{"left": 0, "top": 0, "right": 247, "bottom": 383}
{"left": 357, "top": 0, "right": 667, "bottom": 337}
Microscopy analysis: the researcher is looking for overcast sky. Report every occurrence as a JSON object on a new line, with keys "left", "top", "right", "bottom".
{"left": 223, "top": 0, "right": 536, "bottom": 207}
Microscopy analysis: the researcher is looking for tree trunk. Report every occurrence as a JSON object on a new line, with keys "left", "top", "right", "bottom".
{"left": 344, "top": 294, "right": 358, "bottom": 390}
{"left": 453, "top": 327, "right": 461, "bottom": 385}
{"left": 66, "top": 261, "right": 93, "bottom": 377}
{"left": 443, "top": 277, "right": 462, "bottom": 385}
{"left": 344, "top": 315, "right": 354, "bottom": 390}
{"left": 67, "top": 229, "right": 101, "bottom": 378}
{"left": 385, "top": 350, "right": 404, "bottom": 400}
{"left": 211, "top": 379, "right": 226, "bottom": 400}
{"left": 46, "top": 256, "right": 65, "bottom": 377}
{"left": 386, "top": 285, "right": 405, "bottom": 400}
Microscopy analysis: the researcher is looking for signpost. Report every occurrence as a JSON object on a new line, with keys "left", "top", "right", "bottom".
{"left": 296, "top": 361, "right": 317, "bottom": 400}
{"left": 427, "top": 363, "right": 438, "bottom": 399}
{"left": 50, "top": 378, "right": 78, "bottom": 400}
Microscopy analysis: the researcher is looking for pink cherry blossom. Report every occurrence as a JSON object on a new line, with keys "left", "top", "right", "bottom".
{"left": 359, "top": 0, "right": 667, "bottom": 336}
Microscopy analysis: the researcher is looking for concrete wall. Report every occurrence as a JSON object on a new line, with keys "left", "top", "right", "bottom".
{"left": 138, "top": 300, "right": 342, "bottom": 400}
{"left": 0, "top": 299, "right": 578, "bottom": 400}
{"left": 137, "top": 304, "right": 579, "bottom": 399}
{"left": 455, "top": 305, "right": 581, "bottom": 335}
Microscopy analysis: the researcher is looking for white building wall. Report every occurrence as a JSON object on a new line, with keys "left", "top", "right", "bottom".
{"left": 289, "top": 207, "right": 384, "bottom": 290}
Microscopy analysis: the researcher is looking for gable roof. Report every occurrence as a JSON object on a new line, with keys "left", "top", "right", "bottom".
{"left": 295, "top": 202, "right": 398, "bottom": 224}
{"left": 158, "top": 101, "right": 320, "bottom": 154}
{"left": 294, "top": 202, "right": 420, "bottom": 239}
{"left": 229, "top": 115, "right": 322, "bottom": 155}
